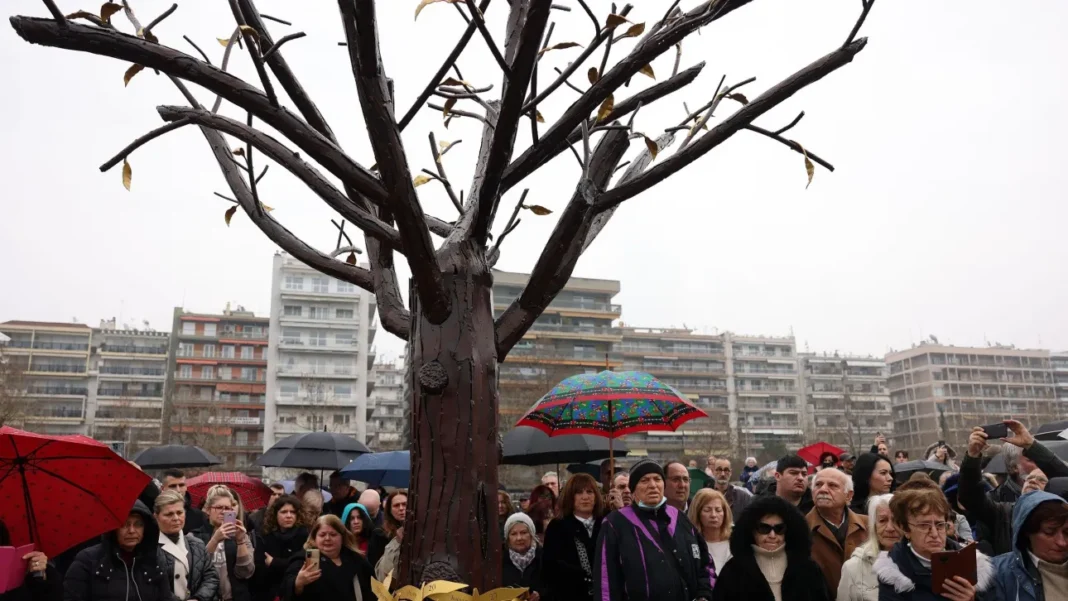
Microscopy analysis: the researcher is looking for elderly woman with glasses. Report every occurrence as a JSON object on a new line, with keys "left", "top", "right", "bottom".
{"left": 712, "top": 495, "right": 830, "bottom": 601}
{"left": 193, "top": 486, "right": 255, "bottom": 601}
{"left": 874, "top": 486, "right": 994, "bottom": 601}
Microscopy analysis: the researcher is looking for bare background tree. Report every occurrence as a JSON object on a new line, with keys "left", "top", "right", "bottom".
{"left": 0, "top": 354, "right": 28, "bottom": 427}
{"left": 10, "top": 0, "right": 876, "bottom": 587}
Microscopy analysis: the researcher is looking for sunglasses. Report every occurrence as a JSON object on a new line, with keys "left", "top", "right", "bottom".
{"left": 755, "top": 523, "right": 786, "bottom": 535}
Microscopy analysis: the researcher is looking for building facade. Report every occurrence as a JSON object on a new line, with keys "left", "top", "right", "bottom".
{"left": 264, "top": 252, "right": 376, "bottom": 455}
{"left": 887, "top": 343, "right": 1059, "bottom": 455}
{"left": 163, "top": 306, "right": 269, "bottom": 474}
{"left": 92, "top": 322, "right": 169, "bottom": 455}
{"left": 367, "top": 362, "right": 405, "bottom": 451}
{"left": 799, "top": 353, "right": 890, "bottom": 454}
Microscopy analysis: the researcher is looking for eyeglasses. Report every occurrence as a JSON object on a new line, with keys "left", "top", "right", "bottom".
{"left": 1026, "top": 475, "right": 1049, "bottom": 484}
{"left": 755, "top": 523, "right": 786, "bottom": 535}
{"left": 210, "top": 505, "right": 233, "bottom": 512}
{"left": 908, "top": 521, "right": 948, "bottom": 533}
{"left": 713, "top": 467, "right": 732, "bottom": 473}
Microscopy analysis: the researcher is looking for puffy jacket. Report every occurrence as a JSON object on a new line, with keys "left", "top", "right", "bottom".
{"left": 159, "top": 533, "right": 217, "bottom": 601}
{"left": 837, "top": 546, "right": 880, "bottom": 601}
{"left": 63, "top": 501, "right": 175, "bottom": 601}
{"left": 374, "top": 537, "right": 400, "bottom": 583}
{"left": 594, "top": 503, "right": 714, "bottom": 601}
{"left": 991, "top": 490, "right": 1066, "bottom": 601}
{"left": 874, "top": 539, "right": 994, "bottom": 601}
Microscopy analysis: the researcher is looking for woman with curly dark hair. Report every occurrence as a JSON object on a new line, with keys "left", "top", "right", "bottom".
{"left": 252, "top": 495, "right": 308, "bottom": 601}
{"left": 712, "top": 495, "right": 831, "bottom": 601}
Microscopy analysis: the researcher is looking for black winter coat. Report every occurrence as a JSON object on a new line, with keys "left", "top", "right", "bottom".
{"left": 251, "top": 528, "right": 308, "bottom": 601}
{"left": 192, "top": 527, "right": 252, "bottom": 601}
{"left": 183, "top": 494, "right": 207, "bottom": 536}
{"left": 0, "top": 565, "right": 62, "bottom": 601}
{"left": 159, "top": 534, "right": 218, "bottom": 601}
{"left": 281, "top": 548, "right": 373, "bottom": 601}
{"left": 63, "top": 502, "right": 175, "bottom": 601}
{"left": 542, "top": 516, "right": 600, "bottom": 601}
{"left": 594, "top": 504, "right": 714, "bottom": 601}
{"left": 711, "top": 550, "right": 829, "bottom": 601}
{"left": 501, "top": 547, "right": 545, "bottom": 596}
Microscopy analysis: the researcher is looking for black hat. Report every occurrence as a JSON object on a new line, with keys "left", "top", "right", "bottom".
{"left": 629, "top": 459, "right": 665, "bottom": 492}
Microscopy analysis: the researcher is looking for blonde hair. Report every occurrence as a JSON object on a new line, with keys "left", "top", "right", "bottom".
{"left": 305, "top": 514, "right": 358, "bottom": 554}
{"left": 205, "top": 485, "right": 246, "bottom": 521}
{"left": 689, "top": 489, "right": 732, "bottom": 540}
{"left": 154, "top": 490, "right": 185, "bottom": 514}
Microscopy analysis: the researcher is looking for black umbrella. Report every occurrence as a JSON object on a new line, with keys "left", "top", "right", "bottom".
{"left": 501, "top": 426, "right": 628, "bottom": 466}
{"left": 893, "top": 460, "right": 952, "bottom": 482}
{"left": 986, "top": 440, "right": 1068, "bottom": 474}
{"left": 1034, "top": 420, "right": 1068, "bottom": 441}
{"left": 132, "top": 444, "right": 222, "bottom": 469}
{"left": 567, "top": 458, "right": 629, "bottom": 479}
{"left": 256, "top": 432, "right": 372, "bottom": 470}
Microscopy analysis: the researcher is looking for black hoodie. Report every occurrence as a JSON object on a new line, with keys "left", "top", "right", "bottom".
{"left": 62, "top": 501, "right": 175, "bottom": 601}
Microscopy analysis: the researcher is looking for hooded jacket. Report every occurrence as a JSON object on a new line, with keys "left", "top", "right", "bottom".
{"left": 874, "top": 539, "right": 994, "bottom": 601}
{"left": 991, "top": 491, "right": 1067, "bottom": 601}
{"left": 339, "top": 503, "right": 389, "bottom": 567}
{"left": 63, "top": 501, "right": 175, "bottom": 601}
{"left": 594, "top": 502, "right": 715, "bottom": 601}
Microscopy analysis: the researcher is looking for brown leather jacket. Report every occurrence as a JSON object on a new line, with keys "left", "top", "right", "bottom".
{"left": 805, "top": 507, "right": 869, "bottom": 594}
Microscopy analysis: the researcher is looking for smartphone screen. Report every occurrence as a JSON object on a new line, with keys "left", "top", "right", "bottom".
{"left": 981, "top": 422, "right": 1009, "bottom": 439}
{"left": 223, "top": 511, "right": 236, "bottom": 526}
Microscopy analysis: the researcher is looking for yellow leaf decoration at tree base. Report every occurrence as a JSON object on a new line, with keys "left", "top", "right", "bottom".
{"left": 369, "top": 572, "right": 527, "bottom": 601}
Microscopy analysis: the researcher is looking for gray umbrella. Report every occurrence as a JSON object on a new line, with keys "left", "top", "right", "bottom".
{"left": 986, "top": 440, "right": 1068, "bottom": 474}
{"left": 502, "top": 426, "right": 627, "bottom": 466}
{"left": 132, "top": 444, "right": 222, "bottom": 469}
{"left": 893, "top": 460, "right": 952, "bottom": 482}
{"left": 256, "top": 432, "right": 371, "bottom": 470}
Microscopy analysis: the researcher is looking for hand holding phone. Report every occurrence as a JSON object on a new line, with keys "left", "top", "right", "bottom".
{"left": 305, "top": 549, "right": 320, "bottom": 565}
{"left": 980, "top": 422, "right": 1009, "bottom": 440}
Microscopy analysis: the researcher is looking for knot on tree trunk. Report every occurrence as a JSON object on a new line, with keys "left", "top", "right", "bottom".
{"left": 418, "top": 360, "right": 449, "bottom": 394}
{"left": 419, "top": 557, "right": 462, "bottom": 586}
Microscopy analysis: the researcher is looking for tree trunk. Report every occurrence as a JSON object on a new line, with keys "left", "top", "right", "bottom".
{"left": 401, "top": 258, "right": 501, "bottom": 589}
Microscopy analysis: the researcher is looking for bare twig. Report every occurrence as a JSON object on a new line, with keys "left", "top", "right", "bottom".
{"left": 99, "top": 118, "right": 194, "bottom": 172}
{"left": 211, "top": 28, "right": 242, "bottom": 113}
{"left": 143, "top": 3, "right": 177, "bottom": 36}
{"left": 228, "top": 0, "right": 278, "bottom": 107}
{"left": 773, "top": 111, "right": 805, "bottom": 135}
{"left": 846, "top": 0, "right": 875, "bottom": 47}
{"left": 672, "top": 42, "right": 682, "bottom": 77}
{"left": 214, "top": 192, "right": 238, "bottom": 203}
{"left": 744, "top": 124, "right": 834, "bottom": 171}
{"left": 524, "top": 33, "right": 607, "bottom": 113}
{"left": 466, "top": 0, "right": 511, "bottom": 76}
{"left": 244, "top": 112, "right": 260, "bottom": 208}
{"left": 255, "top": 164, "right": 269, "bottom": 184}
{"left": 332, "top": 219, "right": 355, "bottom": 251}
{"left": 398, "top": 0, "right": 492, "bottom": 131}
{"left": 42, "top": 0, "right": 66, "bottom": 24}
{"left": 262, "top": 32, "right": 306, "bottom": 60}
{"left": 550, "top": 4, "right": 571, "bottom": 11}
{"left": 259, "top": 13, "right": 291, "bottom": 26}
{"left": 552, "top": 67, "right": 585, "bottom": 94}
{"left": 489, "top": 188, "right": 528, "bottom": 260}
{"left": 183, "top": 35, "right": 212, "bottom": 65}
{"left": 575, "top": 0, "right": 599, "bottom": 35}
{"left": 429, "top": 132, "right": 464, "bottom": 213}
{"left": 428, "top": 103, "right": 491, "bottom": 126}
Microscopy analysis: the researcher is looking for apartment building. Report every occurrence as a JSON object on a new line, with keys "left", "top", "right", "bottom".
{"left": 92, "top": 322, "right": 169, "bottom": 453}
{"left": 727, "top": 333, "right": 805, "bottom": 458}
{"left": 493, "top": 270, "right": 623, "bottom": 427}
{"left": 163, "top": 306, "right": 269, "bottom": 474}
{"left": 799, "top": 353, "right": 891, "bottom": 453}
{"left": 0, "top": 320, "right": 94, "bottom": 437}
{"left": 887, "top": 343, "right": 1059, "bottom": 454}
{"left": 620, "top": 327, "right": 731, "bottom": 462}
{"left": 1052, "top": 352, "right": 1068, "bottom": 400}
{"left": 265, "top": 252, "right": 376, "bottom": 453}
{"left": 367, "top": 362, "right": 405, "bottom": 451}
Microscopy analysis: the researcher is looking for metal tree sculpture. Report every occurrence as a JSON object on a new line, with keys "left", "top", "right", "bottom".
{"left": 10, "top": 0, "right": 876, "bottom": 588}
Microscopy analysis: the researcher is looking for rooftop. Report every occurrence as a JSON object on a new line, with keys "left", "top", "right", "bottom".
{"left": 492, "top": 269, "right": 621, "bottom": 295}
{"left": 1, "top": 320, "right": 92, "bottom": 330}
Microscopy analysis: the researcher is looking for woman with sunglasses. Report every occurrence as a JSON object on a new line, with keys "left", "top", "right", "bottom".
{"left": 712, "top": 495, "right": 830, "bottom": 601}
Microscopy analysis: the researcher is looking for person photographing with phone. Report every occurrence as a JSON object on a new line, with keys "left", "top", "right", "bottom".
{"left": 284, "top": 515, "right": 373, "bottom": 601}
{"left": 194, "top": 486, "right": 254, "bottom": 601}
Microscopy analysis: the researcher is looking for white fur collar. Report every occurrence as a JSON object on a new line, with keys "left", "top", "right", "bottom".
{"left": 873, "top": 549, "right": 995, "bottom": 594}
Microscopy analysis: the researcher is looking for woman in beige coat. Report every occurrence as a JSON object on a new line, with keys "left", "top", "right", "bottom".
{"left": 836, "top": 494, "right": 899, "bottom": 601}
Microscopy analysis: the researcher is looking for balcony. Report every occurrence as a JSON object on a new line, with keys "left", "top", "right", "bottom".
{"left": 26, "top": 405, "right": 85, "bottom": 421}
{"left": 506, "top": 347, "right": 622, "bottom": 364}
{"left": 27, "top": 386, "right": 88, "bottom": 397}
{"left": 280, "top": 285, "right": 361, "bottom": 301}
{"left": 27, "top": 364, "right": 87, "bottom": 375}
{"left": 99, "top": 366, "right": 166, "bottom": 377}
{"left": 97, "top": 388, "right": 164, "bottom": 399}
{"left": 30, "top": 341, "right": 90, "bottom": 352}
{"left": 99, "top": 345, "right": 168, "bottom": 355}
{"left": 526, "top": 323, "right": 621, "bottom": 339}
{"left": 494, "top": 296, "right": 621, "bottom": 314}
{"left": 276, "top": 365, "right": 357, "bottom": 379}
{"left": 218, "top": 330, "right": 268, "bottom": 340}
{"left": 207, "top": 416, "right": 264, "bottom": 426}
{"left": 276, "top": 393, "right": 355, "bottom": 406}
{"left": 280, "top": 339, "right": 360, "bottom": 353}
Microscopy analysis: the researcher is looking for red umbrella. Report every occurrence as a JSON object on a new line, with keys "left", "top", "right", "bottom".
{"left": 797, "top": 441, "right": 845, "bottom": 468}
{"left": 0, "top": 426, "right": 150, "bottom": 557}
{"left": 186, "top": 472, "right": 273, "bottom": 511}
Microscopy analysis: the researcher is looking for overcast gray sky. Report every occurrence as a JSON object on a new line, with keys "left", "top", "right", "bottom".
{"left": 3, "top": 0, "right": 1066, "bottom": 363}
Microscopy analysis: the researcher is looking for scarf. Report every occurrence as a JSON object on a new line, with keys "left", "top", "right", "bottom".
{"left": 509, "top": 546, "right": 537, "bottom": 572}
{"left": 575, "top": 516, "right": 595, "bottom": 538}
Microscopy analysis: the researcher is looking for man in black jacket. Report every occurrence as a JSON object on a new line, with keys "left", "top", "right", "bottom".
{"left": 594, "top": 459, "right": 714, "bottom": 601}
{"left": 958, "top": 419, "right": 1068, "bottom": 555}
{"left": 772, "top": 455, "right": 815, "bottom": 514}
{"left": 161, "top": 469, "right": 207, "bottom": 533}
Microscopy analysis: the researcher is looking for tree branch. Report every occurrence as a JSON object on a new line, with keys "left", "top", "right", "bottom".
{"left": 505, "top": 61, "right": 705, "bottom": 191}
{"left": 460, "top": 0, "right": 552, "bottom": 246}
{"left": 597, "top": 37, "right": 868, "bottom": 211}
{"left": 227, "top": 0, "right": 278, "bottom": 107}
{"left": 99, "top": 118, "right": 193, "bottom": 171}
{"left": 428, "top": 132, "right": 464, "bottom": 213}
{"left": 157, "top": 105, "right": 406, "bottom": 251}
{"left": 42, "top": 0, "right": 65, "bottom": 24}
{"left": 143, "top": 3, "right": 177, "bottom": 36}
{"left": 262, "top": 32, "right": 305, "bottom": 60}
{"left": 846, "top": 0, "right": 875, "bottom": 47}
{"left": 465, "top": 0, "right": 510, "bottom": 76}
{"left": 495, "top": 128, "right": 630, "bottom": 357}
{"left": 398, "top": 0, "right": 491, "bottom": 131}
{"left": 340, "top": 0, "right": 450, "bottom": 323}
{"left": 744, "top": 124, "right": 834, "bottom": 171}
{"left": 9, "top": 17, "right": 389, "bottom": 204}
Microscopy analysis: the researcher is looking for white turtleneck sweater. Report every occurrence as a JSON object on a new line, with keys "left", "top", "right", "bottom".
{"left": 752, "top": 544, "right": 788, "bottom": 601}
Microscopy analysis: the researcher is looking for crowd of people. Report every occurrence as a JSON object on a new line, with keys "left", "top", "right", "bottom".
{"left": 3, "top": 419, "right": 1068, "bottom": 601}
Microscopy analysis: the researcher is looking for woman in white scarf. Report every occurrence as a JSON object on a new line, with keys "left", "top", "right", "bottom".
{"left": 155, "top": 490, "right": 219, "bottom": 601}
{"left": 502, "top": 513, "right": 544, "bottom": 601}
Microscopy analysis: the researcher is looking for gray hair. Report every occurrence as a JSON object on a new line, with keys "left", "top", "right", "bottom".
{"left": 861, "top": 493, "right": 894, "bottom": 557}
{"left": 154, "top": 489, "right": 185, "bottom": 513}
{"left": 541, "top": 471, "right": 558, "bottom": 481}
{"left": 816, "top": 466, "right": 854, "bottom": 493}
{"left": 1002, "top": 443, "right": 1023, "bottom": 474}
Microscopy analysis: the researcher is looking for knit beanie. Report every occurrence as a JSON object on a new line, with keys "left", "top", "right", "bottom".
{"left": 504, "top": 512, "right": 537, "bottom": 539}
{"left": 629, "top": 459, "right": 665, "bottom": 492}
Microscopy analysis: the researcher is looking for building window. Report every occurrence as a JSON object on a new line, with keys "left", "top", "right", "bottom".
{"left": 241, "top": 367, "right": 258, "bottom": 380}
{"left": 335, "top": 308, "right": 354, "bottom": 320}
{"left": 199, "top": 387, "right": 212, "bottom": 400}
{"left": 235, "top": 430, "right": 248, "bottom": 445}
{"left": 285, "top": 275, "right": 304, "bottom": 290}
{"left": 309, "top": 307, "right": 329, "bottom": 320}
{"left": 281, "top": 329, "right": 301, "bottom": 344}
{"left": 333, "top": 414, "right": 350, "bottom": 425}
{"left": 204, "top": 323, "right": 217, "bottom": 336}
{"left": 335, "top": 333, "right": 354, "bottom": 346}
{"left": 241, "top": 346, "right": 253, "bottom": 359}
{"left": 283, "top": 305, "right": 302, "bottom": 317}
{"left": 219, "top": 392, "right": 231, "bottom": 401}
{"left": 178, "top": 342, "right": 193, "bottom": 357}
{"left": 312, "top": 278, "right": 329, "bottom": 293}
{"left": 202, "top": 344, "right": 216, "bottom": 358}
{"left": 280, "top": 382, "right": 298, "bottom": 395}
{"left": 219, "top": 368, "right": 232, "bottom": 381}
{"left": 336, "top": 280, "right": 355, "bottom": 293}
{"left": 202, "top": 366, "right": 214, "bottom": 380}
{"left": 239, "top": 394, "right": 251, "bottom": 404}
{"left": 334, "top": 384, "right": 352, "bottom": 397}
{"left": 179, "top": 365, "right": 192, "bottom": 378}
{"left": 181, "top": 322, "right": 196, "bottom": 335}
{"left": 222, "top": 345, "right": 235, "bottom": 358}
{"left": 310, "top": 331, "right": 328, "bottom": 347}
